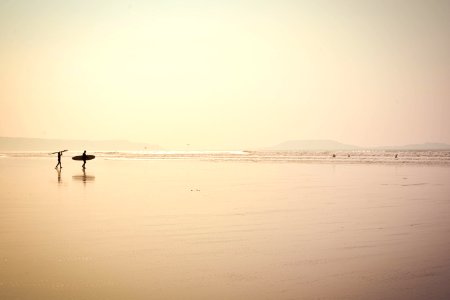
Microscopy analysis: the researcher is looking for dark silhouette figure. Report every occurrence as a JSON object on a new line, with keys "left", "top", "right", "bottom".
{"left": 395, "top": 154, "right": 398, "bottom": 159}
{"left": 82, "top": 150, "right": 88, "bottom": 169}
{"left": 55, "top": 151, "right": 63, "bottom": 169}
{"left": 332, "top": 154, "right": 336, "bottom": 158}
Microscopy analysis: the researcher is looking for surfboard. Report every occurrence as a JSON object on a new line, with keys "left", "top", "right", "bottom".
{"left": 72, "top": 155, "right": 95, "bottom": 161}
{"left": 50, "top": 150, "right": 68, "bottom": 155}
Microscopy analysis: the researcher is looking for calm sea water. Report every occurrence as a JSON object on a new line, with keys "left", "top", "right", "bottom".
{"left": 2, "top": 150, "right": 450, "bottom": 164}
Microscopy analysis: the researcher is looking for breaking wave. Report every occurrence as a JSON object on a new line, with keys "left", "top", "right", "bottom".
{"left": 1, "top": 150, "right": 450, "bottom": 165}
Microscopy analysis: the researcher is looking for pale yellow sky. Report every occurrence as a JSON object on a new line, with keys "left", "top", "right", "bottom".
{"left": 1, "top": 0, "right": 449, "bottom": 149}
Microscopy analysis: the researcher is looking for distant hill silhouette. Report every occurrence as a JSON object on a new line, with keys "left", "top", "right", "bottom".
{"left": 267, "top": 140, "right": 450, "bottom": 151}
{"left": 0, "top": 137, "right": 162, "bottom": 151}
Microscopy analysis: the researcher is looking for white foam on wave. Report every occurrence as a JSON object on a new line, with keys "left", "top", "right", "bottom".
{"left": 97, "top": 150, "right": 249, "bottom": 155}
{"left": 1, "top": 150, "right": 450, "bottom": 164}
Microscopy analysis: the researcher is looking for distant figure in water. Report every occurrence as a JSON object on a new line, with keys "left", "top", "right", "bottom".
{"left": 348, "top": 154, "right": 350, "bottom": 158}
{"left": 55, "top": 151, "right": 63, "bottom": 169}
{"left": 82, "top": 150, "right": 88, "bottom": 169}
{"left": 332, "top": 154, "right": 336, "bottom": 158}
{"left": 395, "top": 154, "right": 398, "bottom": 159}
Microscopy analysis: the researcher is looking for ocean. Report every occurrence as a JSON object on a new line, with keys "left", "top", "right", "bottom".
{"left": 2, "top": 149, "right": 450, "bottom": 164}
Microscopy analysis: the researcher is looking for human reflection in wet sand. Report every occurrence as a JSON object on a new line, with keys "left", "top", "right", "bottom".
{"left": 72, "top": 169, "right": 95, "bottom": 184}
{"left": 56, "top": 168, "right": 62, "bottom": 183}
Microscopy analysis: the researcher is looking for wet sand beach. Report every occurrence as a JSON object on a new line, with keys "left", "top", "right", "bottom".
{"left": 1, "top": 157, "right": 450, "bottom": 299}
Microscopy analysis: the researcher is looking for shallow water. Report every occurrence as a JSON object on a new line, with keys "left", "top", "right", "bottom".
{"left": 2, "top": 149, "right": 450, "bottom": 165}
{"left": 1, "top": 157, "right": 449, "bottom": 299}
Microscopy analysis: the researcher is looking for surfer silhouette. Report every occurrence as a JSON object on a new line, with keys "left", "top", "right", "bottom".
{"left": 72, "top": 151, "right": 94, "bottom": 168}
{"left": 55, "top": 151, "right": 63, "bottom": 169}
{"left": 82, "top": 150, "right": 87, "bottom": 169}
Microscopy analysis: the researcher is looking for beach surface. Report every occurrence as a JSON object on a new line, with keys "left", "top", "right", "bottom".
{"left": 1, "top": 156, "right": 450, "bottom": 299}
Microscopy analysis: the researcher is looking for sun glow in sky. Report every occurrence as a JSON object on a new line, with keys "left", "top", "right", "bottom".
{"left": 1, "top": 0, "right": 449, "bottom": 149}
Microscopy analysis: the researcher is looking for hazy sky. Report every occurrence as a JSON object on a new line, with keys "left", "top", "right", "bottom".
{"left": 1, "top": 0, "right": 449, "bottom": 149}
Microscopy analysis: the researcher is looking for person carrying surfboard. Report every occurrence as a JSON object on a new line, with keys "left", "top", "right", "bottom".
{"left": 51, "top": 150, "right": 67, "bottom": 169}
{"left": 82, "top": 150, "right": 87, "bottom": 169}
{"left": 55, "top": 151, "right": 63, "bottom": 169}
{"left": 72, "top": 151, "right": 95, "bottom": 167}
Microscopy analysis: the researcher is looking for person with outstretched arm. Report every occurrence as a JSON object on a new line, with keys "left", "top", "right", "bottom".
{"left": 52, "top": 150, "right": 68, "bottom": 169}
{"left": 55, "top": 151, "right": 63, "bottom": 169}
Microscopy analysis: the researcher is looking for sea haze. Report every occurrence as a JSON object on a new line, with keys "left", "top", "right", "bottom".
{"left": 266, "top": 139, "right": 450, "bottom": 151}
{"left": 0, "top": 137, "right": 161, "bottom": 151}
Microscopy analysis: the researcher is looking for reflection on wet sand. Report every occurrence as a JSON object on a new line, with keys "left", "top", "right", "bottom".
{"left": 56, "top": 168, "right": 61, "bottom": 183}
{"left": 1, "top": 158, "right": 450, "bottom": 300}
{"left": 72, "top": 169, "right": 95, "bottom": 182}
